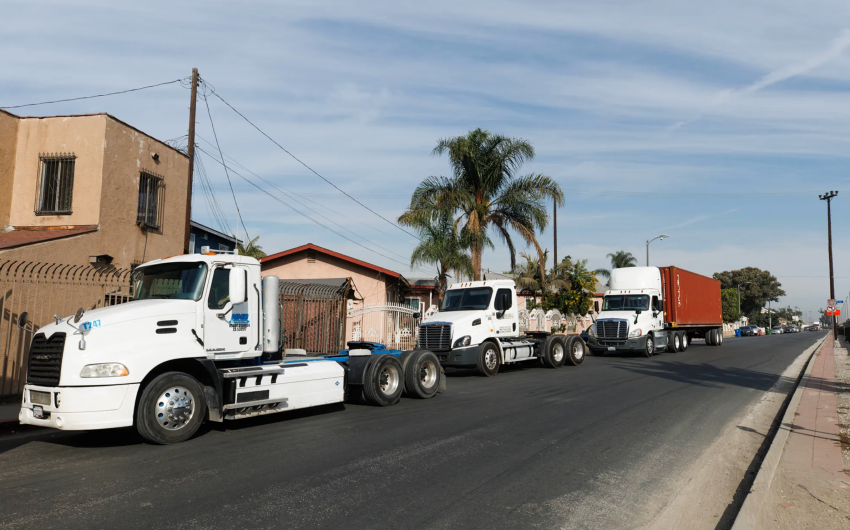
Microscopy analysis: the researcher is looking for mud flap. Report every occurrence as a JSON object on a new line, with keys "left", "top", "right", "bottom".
{"left": 438, "top": 366, "right": 447, "bottom": 392}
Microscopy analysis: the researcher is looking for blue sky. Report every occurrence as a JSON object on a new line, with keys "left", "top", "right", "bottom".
{"left": 2, "top": 0, "right": 849, "bottom": 320}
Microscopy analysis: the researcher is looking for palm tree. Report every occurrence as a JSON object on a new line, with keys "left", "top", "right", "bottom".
{"left": 594, "top": 250, "right": 638, "bottom": 281}
{"left": 409, "top": 214, "right": 474, "bottom": 302}
{"left": 399, "top": 128, "right": 563, "bottom": 282}
{"left": 238, "top": 236, "right": 267, "bottom": 259}
{"left": 514, "top": 250, "right": 570, "bottom": 303}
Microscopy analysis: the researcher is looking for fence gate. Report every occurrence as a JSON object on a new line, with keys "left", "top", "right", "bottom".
{"left": 279, "top": 280, "right": 348, "bottom": 354}
{"left": 1, "top": 260, "right": 133, "bottom": 398}
{"left": 348, "top": 302, "right": 420, "bottom": 351}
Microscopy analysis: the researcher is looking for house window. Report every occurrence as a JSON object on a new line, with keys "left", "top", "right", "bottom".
{"left": 405, "top": 297, "right": 420, "bottom": 310}
{"left": 137, "top": 172, "right": 164, "bottom": 229}
{"left": 35, "top": 153, "right": 76, "bottom": 215}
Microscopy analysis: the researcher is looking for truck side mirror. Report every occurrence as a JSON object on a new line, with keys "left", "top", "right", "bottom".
{"left": 229, "top": 268, "right": 248, "bottom": 305}
{"left": 17, "top": 312, "right": 29, "bottom": 329}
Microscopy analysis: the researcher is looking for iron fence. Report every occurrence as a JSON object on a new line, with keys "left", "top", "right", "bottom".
{"left": 279, "top": 280, "right": 349, "bottom": 353}
{"left": 0, "top": 260, "right": 133, "bottom": 397}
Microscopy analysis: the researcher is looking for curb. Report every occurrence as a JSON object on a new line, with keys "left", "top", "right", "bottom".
{"left": 730, "top": 335, "right": 828, "bottom": 530}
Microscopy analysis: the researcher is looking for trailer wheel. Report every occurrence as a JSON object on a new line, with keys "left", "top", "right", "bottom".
{"left": 705, "top": 329, "right": 715, "bottom": 346}
{"left": 541, "top": 336, "right": 566, "bottom": 368}
{"left": 404, "top": 350, "right": 441, "bottom": 399}
{"left": 363, "top": 355, "right": 404, "bottom": 407}
{"left": 565, "top": 336, "right": 586, "bottom": 366}
{"left": 670, "top": 332, "right": 682, "bottom": 353}
{"left": 135, "top": 372, "right": 207, "bottom": 445}
{"left": 716, "top": 329, "right": 723, "bottom": 346}
{"left": 681, "top": 332, "right": 689, "bottom": 351}
{"left": 644, "top": 334, "right": 655, "bottom": 357}
{"left": 476, "top": 342, "right": 501, "bottom": 377}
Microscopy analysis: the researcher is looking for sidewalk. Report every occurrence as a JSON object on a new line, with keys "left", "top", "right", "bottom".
{"left": 748, "top": 334, "right": 850, "bottom": 529}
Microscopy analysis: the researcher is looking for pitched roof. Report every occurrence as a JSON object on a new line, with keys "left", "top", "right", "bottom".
{"left": 0, "top": 226, "right": 98, "bottom": 250}
{"left": 261, "top": 243, "right": 401, "bottom": 279}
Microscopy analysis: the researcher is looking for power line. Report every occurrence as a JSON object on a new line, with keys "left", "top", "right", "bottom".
{"left": 207, "top": 89, "right": 422, "bottom": 242}
{"left": 200, "top": 81, "right": 251, "bottom": 246}
{"left": 0, "top": 79, "right": 185, "bottom": 110}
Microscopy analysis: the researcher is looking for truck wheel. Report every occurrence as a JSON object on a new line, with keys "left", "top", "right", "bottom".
{"left": 398, "top": 350, "right": 415, "bottom": 374}
{"left": 644, "top": 334, "right": 655, "bottom": 357}
{"left": 670, "top": 332, "right": 682, "bottom": 353}
{"left": 681, "top": 332, "right": 689, "bottom": 351}
{"left": 363, "top": 355, "right": 404, "bottom": 407}
{"left": 716, "top": 329, "right": 723, "bottom": 346}
{"left": 476, "top": 342, "right": 500, "bottom": 377}
{"left": 404, "top": 350, "right": 441, "bottom": 399}
{"left": 705, "top": 329, "right": 715, "bottom": 346}
{"left": 565, "top": 336, "right": 586, "bottom": 366}
{"left": 541, "top": 336, "right": 566, "bottom": 368}
{"left": 136, "top": 372, "right": 207, "bottom": 445}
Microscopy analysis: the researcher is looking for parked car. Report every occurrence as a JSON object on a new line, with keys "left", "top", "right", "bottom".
{"left": 740, "top": 325, "right": 759, "bottom": 336}
{"left": 771, "top": 326, "right": 784, "bottom": 334}
{"left": 806, "top": 325, "right": 819, "bottom": 331}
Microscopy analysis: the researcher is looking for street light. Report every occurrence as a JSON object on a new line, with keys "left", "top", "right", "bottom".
{"left": 646, "top": 234, "right": 669, "bottom": 266}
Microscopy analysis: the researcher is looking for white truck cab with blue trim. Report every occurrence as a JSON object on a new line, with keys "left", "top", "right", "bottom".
{"left": 18, "top": 252, "right": 442, "bottom": 444}
{"left": 418, "top": 280, "right": 586, "bottom": 376}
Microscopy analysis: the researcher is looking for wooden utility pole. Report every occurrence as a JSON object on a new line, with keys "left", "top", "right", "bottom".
{"left": 553, "top": 197, "right": 558, "bottom": 268}
{"left": 183, "top": 68, "right": 199, "bottom": 254}
{"left": 820, "top": 190, "right": 839, "bottom": 339}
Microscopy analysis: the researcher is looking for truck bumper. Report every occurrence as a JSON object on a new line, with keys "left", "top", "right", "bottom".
{"left": 434, "top": 345, "right": 479, "bottom": 367}
{"left": 587, "top": 335, "right": 648, "bottom": 354}
{"left": 18, "top": 383, "right": 139, "bottom": 431}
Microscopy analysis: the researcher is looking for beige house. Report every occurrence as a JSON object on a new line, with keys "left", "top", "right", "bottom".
{"left": 0, "top": 110, "right": 189, "bottom": 269}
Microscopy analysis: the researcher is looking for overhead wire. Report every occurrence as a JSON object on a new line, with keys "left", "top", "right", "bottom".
{"left": 207, "top": 89, "right": 422, "bottom": 242}
{"left": 0, "top": 78, "right": 185, "bottom": 109}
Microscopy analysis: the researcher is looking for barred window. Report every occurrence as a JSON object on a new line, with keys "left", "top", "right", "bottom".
{"left": 35, "top": 153, "right": 76, "bottom": 215}
{"left": 137, "top": 172, "right": 164, "bottom": 230}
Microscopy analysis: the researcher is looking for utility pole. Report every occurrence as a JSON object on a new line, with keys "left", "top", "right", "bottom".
{"left": 553, "top": 197, "right": 557, "bottom": 269}
{"left": 736, "top": 282, "right": 750, "bottom": 325}
{"left": 819, "top": 191, "right": 839, "bottom": 339}
{"left": 183, "top": 67, "right": 199, "bottom": 254}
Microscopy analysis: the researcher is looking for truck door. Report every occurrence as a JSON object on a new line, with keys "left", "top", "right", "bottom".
{"left": 494, "top": 288, "right": 518, "bottom": 337}
{"left": 652, "top": 295, "right": 665, "bottom": 334}
{"left": 203, "top": 265, "right": 253, "bottom": 355}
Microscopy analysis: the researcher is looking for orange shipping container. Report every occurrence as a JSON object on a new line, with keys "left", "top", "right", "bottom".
{"left": 660, "top": 266, "right": 723, "bottom": 328}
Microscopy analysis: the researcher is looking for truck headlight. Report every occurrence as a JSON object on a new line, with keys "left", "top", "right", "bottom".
{"left": 588, "top": 325, "right": 596, "bottom": 337}
{"left": 629, "top": 328, "right": 642, "bottom": 338}
{"left": 453, "top": 336, "right": 471, "bottom": 348}
{"left": 80, "top": 363, "right": 129, "bottom": 378}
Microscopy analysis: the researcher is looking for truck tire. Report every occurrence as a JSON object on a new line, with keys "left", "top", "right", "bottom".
{"left": 681, "top": 332, "right": 689, "bottom": 351}
{"left": 705, "top": 329, "right": 715, "bottom": 346}
{"left": 398, "top": 350, "right": 415, "bottom": 374}
{"left": 670, "top": 332, "right": 682, "bottom": 353}
{"left": 565, "top": 336, "right": 586, "bottom": 366}
{"left": 404, "top": 350, "right": 441, "bottom": 399}
{"left": 716, "top": 329, "right": 723, "bottom": 346}
{"left": 476, "top": 341, "right": 501, "bottom": 377}
{"left": 135, "top": 372, "right": 207, "bottom": 445}
{"left": 363, "top": 355, "right": 404, "bottom": 407}
{"left": 644, "top": 334, "right": 655, "bottom": 357}
{"left": 541, "top": 336, "right": 567, "bottom": 368}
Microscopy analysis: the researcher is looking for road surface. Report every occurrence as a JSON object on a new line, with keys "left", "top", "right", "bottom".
{"left": 0, "top": 332, "right": 824, "bottom": 530}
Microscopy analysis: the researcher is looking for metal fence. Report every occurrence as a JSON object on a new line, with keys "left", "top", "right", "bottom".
{"left": 348, "top": 302, "right": 420, "bottom": 351}
{"left": 0, "top": 260, "right": 133, "bottom": 397}
{"left": 279, "top": 280, "right": 349, "bottom": 353}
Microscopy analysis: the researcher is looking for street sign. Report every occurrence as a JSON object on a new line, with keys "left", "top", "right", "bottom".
{"left": 837, "top": 300, "right": 845, "bottom": 304}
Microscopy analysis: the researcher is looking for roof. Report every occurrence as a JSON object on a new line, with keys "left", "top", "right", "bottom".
{"left": 0, "top": 109, "right": 188, "bottom": 159}
{"left": 190, "top": 220, "right": 242, "bottom": 245}
{"left": 0, "top": 226, "right": 98, "bottom": 251}
{"left": 261, "top": 243, "right": 402, "bottom": 279}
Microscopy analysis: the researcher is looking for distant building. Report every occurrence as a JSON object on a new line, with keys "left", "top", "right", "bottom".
{"left": 189, "top": 220, "right": 241, "bottom": 253}
{"left": 0, "top": 110, "right": 189, "bottom": 268}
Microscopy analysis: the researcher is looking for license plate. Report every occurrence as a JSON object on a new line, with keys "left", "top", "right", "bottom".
{"left": 30, "top": 390, "right": 51, "bottom": 405}
{"left": 32, "top": 405, "right": 44, "bottom": 419}
{"left": 608, "top": 346, "right": 616, "bottom": 351}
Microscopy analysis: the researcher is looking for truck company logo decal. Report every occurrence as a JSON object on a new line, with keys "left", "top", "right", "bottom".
{"left": 81, "top": 320, "right": 101, "bottom": 331}
{"left": 229, "top": 314, "right": 250, "bottom": 332}
{"left": 206, "top": 347, "right": 225, "bottom": 352}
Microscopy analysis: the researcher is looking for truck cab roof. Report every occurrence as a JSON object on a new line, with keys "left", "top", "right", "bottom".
{"left": 137, "top": 251, "right": 261, "bottom": 269}
{"left": 447, "top": 279, "right": 516, "bottom": 290}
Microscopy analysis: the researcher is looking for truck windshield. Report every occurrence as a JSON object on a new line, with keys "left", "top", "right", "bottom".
{"left": 133, "top": 262, "right": 208, "bottom": 301}
{"left": 440, "top": 287, "right": 493, "bottom": 311}
{"left": 602, "top": 294, "right": 650, "bottom": 311}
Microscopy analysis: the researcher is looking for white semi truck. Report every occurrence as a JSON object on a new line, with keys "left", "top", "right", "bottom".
{"left": 418, "top": 279, "right": 586, "bottom": 376}
{"left": 17, "top": 252, "right": 443, "bottom": 444}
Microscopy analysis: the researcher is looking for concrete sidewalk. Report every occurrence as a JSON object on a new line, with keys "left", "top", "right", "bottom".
{"left": 745, "top": 334, "right": 850, "bottom": 529}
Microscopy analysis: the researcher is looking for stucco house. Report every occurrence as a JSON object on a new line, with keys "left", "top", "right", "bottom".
{"left": 0, "top": 110, "right": 189, "bottom": 269}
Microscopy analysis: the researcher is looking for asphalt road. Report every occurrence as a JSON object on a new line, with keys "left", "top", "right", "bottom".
{"left": 0, "top": 332, "right": 825, "bottom": 530}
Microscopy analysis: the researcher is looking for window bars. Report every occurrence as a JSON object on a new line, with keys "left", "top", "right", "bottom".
{"left": 35, "top": 153, "right": 76, "bottom": 215}
{"left": 137, "top": 172, "right": 164, "bottom": 230}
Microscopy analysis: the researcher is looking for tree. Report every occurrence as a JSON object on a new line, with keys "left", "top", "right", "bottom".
{"left": 513, "top": 251, "right": 571, "bottom": 304}
{"left": 541, "top": 258, "right": 599, "bottom": 316}
{"left": 819, "top": 308, "right": 831, "bottom": 327}
{"left": 721, "top": 289, "right": 740, "bottom": 323}
{"left": 594, "top": 250, "right": 638, "bottom": 281}
{"left": 399, "top": 128, "right": 563, "bottom": 282}
{"left": 713, "top": 267, "right": 785, "bottom": 316}
{"left": 238, "top": 236, "right": 267, "bottom": 259}
{"left": 409, "top": 214, "right": 474, "bottom": 302}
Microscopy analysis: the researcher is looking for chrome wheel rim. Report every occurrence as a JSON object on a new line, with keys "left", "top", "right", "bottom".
{"left": 573, "top": 340, "right": 584, "bottom": 360}
{"left": 156, "top": 386, "right": 195, "bottom": 430}
{"left": 647, "top": 338, "right": 654, "bottom": 354}
{"left": 379, "top": 364, "right": 400, "bottom": 395}
{"left": 553, "top": 343, "right": 565, "bottom": 363}
{"left": 682, "top": 334, "right": 688, "bottom": 349}
{"left": 420, "top": 360, "right": 439, "bottom": 388}
{"left": 674, "top": 335, "right": 681, "bottom": 350}
{"left": 484, "top": 348, "right": 498, "bottom": 370}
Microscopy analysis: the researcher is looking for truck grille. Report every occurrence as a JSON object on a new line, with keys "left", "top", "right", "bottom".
{"left": 419, "top": 324, "right": 452, "bottom": 351}
{"left": 26, "top": 333, "right": 65, "bottom": 386}
{"left": 596, "top": 320, "right": 628, "bottom": 339}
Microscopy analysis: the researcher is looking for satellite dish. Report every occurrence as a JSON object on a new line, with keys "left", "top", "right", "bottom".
{"left": 74, "top": 307, "right": 85, "bottom": 323}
